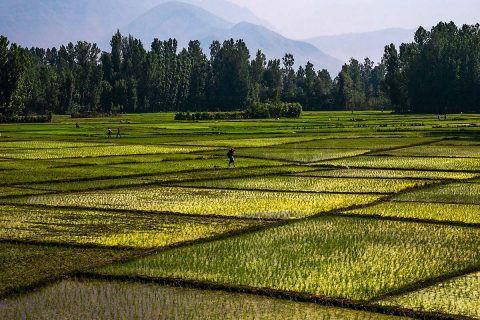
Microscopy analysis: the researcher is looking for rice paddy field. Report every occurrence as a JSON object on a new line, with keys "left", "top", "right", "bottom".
{"left": 1, "top": 111, "right": 480, "bottom": 319}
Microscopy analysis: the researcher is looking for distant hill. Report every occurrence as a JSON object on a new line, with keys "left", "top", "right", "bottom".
{"left": 306, "top": 28, "right": 415, "bottom": 64}
{"left": 0, "top": 0, "right": 342, "bottom": 73}
{"left": 0, "top": 0, "right": 275, "bottom": 48}
{"left": 116, "top": 2, "right": 234, "bottom": 49}
{"left": 0, "top": 0, "right": 144, "bottom": 48}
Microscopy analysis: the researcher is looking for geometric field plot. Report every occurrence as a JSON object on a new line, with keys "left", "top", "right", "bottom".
{"left": 95, "top": 216, "right": 480, "bottom": 301}
{"left": 394, "top": 182, "right": 480, "bottom": 204}
{"left": 380, "top": 272, "right": 480, "bottom": 319}
{"left": 322, "top": 156, "right": 480, "bottom": 171}
{"left": 0, "top": 145, "right": 218, "bottom": 160}
{"left": 10, "top": 187, "right": 383, "bottom": 219}
{"left": 0, "top": 243, "right": 135, "bottom": 297}
{"left": 346, "top": 201, "right": 480, "bottom": 225}
{"left": 0, "top": 205, "right": 261, "bottom": 249}
{"left": 377, "top": 145, "right": 480, "bottom": 158}
{"left": 294, "top": 168, "right": 478, "bottom": 180}
{"left": 227, "top": 148, "right": 371, "bottom": 163}
{"left": 0, "top": 279, "right": 408, "bottom": 320}
{"left": 177, "top": 176, "right": 433, "bottom": 194}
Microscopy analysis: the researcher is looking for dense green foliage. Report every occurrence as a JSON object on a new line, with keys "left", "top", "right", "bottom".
{"left": 0, "top": 32, "right": 388, "bottom": 119}
{"left": 175, "top": 102, "right": 303, "bottom": 120}
{"left": 384, "top": 22, "right": 480, "bottom": 113}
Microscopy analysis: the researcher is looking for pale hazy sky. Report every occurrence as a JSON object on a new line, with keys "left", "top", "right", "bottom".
{"left": 229, "top": 0, "right": 480, "bottom": 39}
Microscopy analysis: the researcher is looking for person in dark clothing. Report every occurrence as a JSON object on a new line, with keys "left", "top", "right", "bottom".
{"left": 107, "top": 128, "right": 112, "bottom": 138}
{"left": 227, "top": 148, "right": 235, "bottom": 168}
{"left": 116, "top": 128, "right": 121, "bottom": 138}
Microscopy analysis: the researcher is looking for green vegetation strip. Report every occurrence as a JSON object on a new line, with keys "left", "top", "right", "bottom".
{"left": 273, "top": 137, "right": 438, "bottom": 150}
{"left": 0, "top": 145, "right": 219, "bottom": 160}
{"left": 176, "top": 176, "right": 433, "bottom": 194}
{"left": 95, "top": 216, "right": 480, "bottom": 301}
{"left": 0, "top": 158, "right": 285, "bottom": 185}
{"left": 293, "top": 169, "right": 478, "bottom": 180}
{"left": 395, "top": 183, "right": 480, "bottom": 204}
{"left": 166, "top": 136, "right": 317, "bottom": 147}
{"left": 211, "top": 148, "right": 370, "bottom": 163}
{"left": 23, "top": 166, "right": 314, "bottom": 192}
{"left": 0, "top": 243, "right": 136, "bottom": 297}
{"left": 0, "top": 279, "right": 407, "bottom": 320}
{"left": 380, "top": 272, "right": 480, "bottom": 319}
{"left": 0, "top": 205, "right": 263, "bottom": 249}
{"left": 347, "top": 202, "right": 480, "bottom": 225}
{"left": 377, "top": 145, "right": 480, "bottom": 158}
{"left": 9, "top": 187, "right": 382, "bottom": 219}
{"left": 322, "top": 156, "right": 480, "bottom": 171}
{"left": 0, "top": 187, "right": 49, "bottom": 198}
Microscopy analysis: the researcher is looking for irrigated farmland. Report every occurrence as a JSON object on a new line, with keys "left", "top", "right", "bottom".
{"left": 1, "top": 111, "right": 479, "bottom": 319}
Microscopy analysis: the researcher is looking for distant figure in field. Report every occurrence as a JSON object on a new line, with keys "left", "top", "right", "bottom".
{"left": 75, "top": 122, "right": 79, "bottom": 128}
{"left": 107, "top": 128, "right": 112, "bottom": 138}
{"left": 227, "top": 148, "right": 236, "bottom": 168}
{"left": 116, "top": 128, "right": 121, "bottom": 138}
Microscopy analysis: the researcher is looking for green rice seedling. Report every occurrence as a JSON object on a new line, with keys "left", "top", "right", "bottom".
{"left": 347, "top": 202, "right": 480, "bottom": 224}
{"left": 433, "top": 139, "right": 480, "bottom": 146}
{"left": 176, "top": 176, "right": 433, "bottom": 194}
{"left": 11, "top": 187, "right": 382, "bottom": 219}
{"left": 0, "top": 158, "right": 285, "bottom": 185}
{"left": 0, "top": 243, "right": 136, "bottom": 295}
{"left": 322, "top": 156, "right": 480, "bottom": 171}
{"left": 376, "top": 145, "right": 480, "bottom": 158}
{"left": 0, "top": 145, "right": 219, "bottom": 160}
{"left": 0, "top": 141, "right": 108, "bottom": 149}
{"left": 30, "top": 166, "right": 315, "bottom": 192}
{"left": 96, "top": 216, "right": 480, "bottom": 301}
{"left": 208, "top": 148, "right": 370, "bottom": 163}
{"left": 294, "top": 169, "right": 477, "bottom": 180}
{"left": 275, "top": 137, "right": 438, "bottom": 150}
{"left": 0, "top": 186, "right": 49, "bottom": 198}
{"left": 380, "top": 272, "right": 480, "bottom": 318}
{"left": 0, "top": 279, "right": 408, "bottom": 320}
{"left": 394, "top": 182, "right": 480, "bottom": 204}
{"left": 0, "top": 205, "right": 262, "bottom": 248}
{"left": 166, "top": 136, "right": 317, "bottom": 147}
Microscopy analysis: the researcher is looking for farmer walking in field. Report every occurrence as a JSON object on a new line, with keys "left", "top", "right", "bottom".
{"left": 227, "top": 147, "right": 236, "bottom": 168}
{"left": 107, "top": 128, "right": 112, "bottom": 138}
{"left": 116, "top": 128, "right": 121, "bottom": 138}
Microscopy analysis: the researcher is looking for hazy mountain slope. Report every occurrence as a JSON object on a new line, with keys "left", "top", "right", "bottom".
{"left": 307, "top": 28, "right": 415, "bottom": 64}
{"left": 0, "top": 0, "right": 275, "bottom": 48}
{"left": 0, "top": 0, "right": 144, "bottom": 47}
{"left": 149, "top": 0, "right": 277, "bottom": 30}
{"left": 203, "top": 22, "right": 343, "bottom": 73}
{"left": 117, "top": 2, "right": 234, "bottom": 49}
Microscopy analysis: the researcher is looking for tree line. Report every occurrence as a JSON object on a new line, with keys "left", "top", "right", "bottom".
{"left": 0, "top": 30, "right": 387, "bottom": 119}
{"left": 2, "top": 22, "right": 478, "bottom": 119}
{"left": 383, "top": 22, "right": 480, "bottom": 114}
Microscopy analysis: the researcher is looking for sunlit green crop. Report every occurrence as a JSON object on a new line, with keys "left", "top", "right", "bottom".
{"left": 294, "top": 169, "right": 478, "bottom": 180}
{"left": 11, "top": 187, "right": 382, "bottom": 219}
{"left": 395, "top": 182, "right": 480, "bottom": 204}
{"left": 322, "top": 156, "right": 480, "bottom": 171}
{"left": 177, "top": 176, "right": 432, "bottom": 194}
{"left": 0, "top": 205, "right": 261, "bottom": 248}
{"left": 96, "top": 216, "right": 480, "bottom": 301}
{"left": 0, "top": 280, "right": 406, "bottom": 320}
{"left": 380, "top": 272, "right": 480, "bottom": 318}
{"left": 347, "top": 201, "right": 480, "bottom": 224}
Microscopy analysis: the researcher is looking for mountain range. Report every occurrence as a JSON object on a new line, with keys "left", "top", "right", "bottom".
{"left": 0, "top": 0, "right": 416, "bottom": 74}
